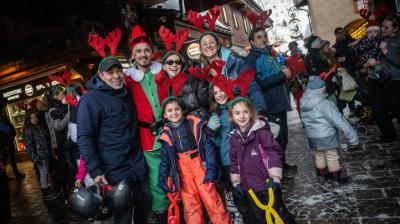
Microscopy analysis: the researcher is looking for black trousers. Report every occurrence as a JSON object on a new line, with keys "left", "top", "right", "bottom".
{"left": 367, "top": 79, "right": 400, "bottom": 139}
{"left": 269, "top": 112, "right": 288, "bottom": 164}
{"left": 0, "top": 174, "right": 11, "bottom": 224}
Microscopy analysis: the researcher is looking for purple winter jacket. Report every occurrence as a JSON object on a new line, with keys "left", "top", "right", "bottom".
{"left": 229, "top": 117, "right": 282, "bottom": 192}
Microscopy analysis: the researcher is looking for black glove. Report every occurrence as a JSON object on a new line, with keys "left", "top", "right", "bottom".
{"left": 265, "top": 178, "right": 280, "bottom": 192}
{"left": 49, "top": 108, "right": 66, "bottom": 120}
{"left": 234, "top": 183, "right": 245, "bottom": 196}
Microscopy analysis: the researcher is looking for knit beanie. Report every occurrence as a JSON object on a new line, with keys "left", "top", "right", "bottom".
{"left": 310, "top": 36, "right": 323, "bottom": 49}
{"left": 307, "top": 76, "right": 326, "bottom": 90}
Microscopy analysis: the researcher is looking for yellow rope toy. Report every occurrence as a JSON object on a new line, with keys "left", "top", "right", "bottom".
{"left": 247, "top": 179, "right": 285, "bottom": 224}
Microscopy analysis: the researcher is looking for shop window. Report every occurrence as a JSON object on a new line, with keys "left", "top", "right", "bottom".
{"left": 232, "top": 9, "right": 238, "bottom": 29}
{"left": 221, "top": 6, "right": 229, "bottom": 25}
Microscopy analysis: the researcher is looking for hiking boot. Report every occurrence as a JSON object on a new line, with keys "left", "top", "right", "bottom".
{"left": 316, "top": 167, "right": 327, "bottom": 184}
{"left": 329, "top": 170, "right": 351, "bottom": 187}
{"left": 42, "top": 187, "right": 59, "bottom": 200}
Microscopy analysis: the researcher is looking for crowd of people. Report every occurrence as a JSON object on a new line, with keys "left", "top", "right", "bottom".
{"left": 0, "top": 6, "right": 399, "bottom": 224}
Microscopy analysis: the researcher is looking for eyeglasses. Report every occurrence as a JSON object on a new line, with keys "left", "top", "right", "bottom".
{"left": 165, "top": 60, "right": 183, "bottom": 66}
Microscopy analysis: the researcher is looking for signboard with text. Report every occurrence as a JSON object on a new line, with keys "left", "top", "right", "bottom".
{"left": 1, "top": 77, "right": 59, "bottom": 103}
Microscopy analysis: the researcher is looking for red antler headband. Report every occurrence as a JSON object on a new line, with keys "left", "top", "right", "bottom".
{"left": 49, "top": 70, "right": 73, "bottom": 86}
{"left": 189, "top": 60, "right": 254, "bottom": 99}
{"left": 159, "top": 26, "right": 189, "bottom": 52}
{"left": 187, "top": 5, "right": 221, "bottom": 33}
{"left": 88, "top": 27, "right": 122, "bottom": 58}
{"left": 245, "top": 8, "right": 272, "bottom": 28}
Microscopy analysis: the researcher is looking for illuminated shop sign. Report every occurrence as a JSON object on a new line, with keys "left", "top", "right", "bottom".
{"left": 1, "top": 77, "right": 59, "bottom": 103}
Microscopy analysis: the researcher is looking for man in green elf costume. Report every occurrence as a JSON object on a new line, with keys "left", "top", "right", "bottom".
{"left": 125, "top": 25, "right": 170, "bottom": 220}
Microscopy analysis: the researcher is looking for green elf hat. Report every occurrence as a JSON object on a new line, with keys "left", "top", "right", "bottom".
{"left": 161, "top": 96, "right": 183, "bottom": 111}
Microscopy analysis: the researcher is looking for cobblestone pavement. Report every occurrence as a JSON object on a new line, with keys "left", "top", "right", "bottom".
{"left": 6, "top": 111, "right": 400, "bottom": 224}
{"left": 283, "top": 110, "right": 400, "bottom": 224}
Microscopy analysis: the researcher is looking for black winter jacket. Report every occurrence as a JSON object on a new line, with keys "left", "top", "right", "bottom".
{"left": 77, "top": 76, "right": 146, "bottom": 185}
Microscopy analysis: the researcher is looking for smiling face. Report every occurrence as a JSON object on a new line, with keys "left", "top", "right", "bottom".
{"left": 163, "top": 54, "right": 183, "bottom": 78}
{"left": 163, "top": 101, "right": 183, "bottom": 124}
{"left": 212, "top": 85, "right": 228, "bottom": 105}
{"left": 99, "top": 65, "right": 125, "bottom": 90}
{"left": 200, "top": 34, "right": 219, "bottom": 62}
{"left": 231, "top": 102, "right": 251, "bottom": 131}
{"left": 131, "top": 42, "right": 153, "bottom": 70}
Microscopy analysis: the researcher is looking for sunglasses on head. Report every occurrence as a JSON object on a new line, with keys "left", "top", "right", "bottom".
{"left": 165, "top": 60, "right": 183, "bottom": 66}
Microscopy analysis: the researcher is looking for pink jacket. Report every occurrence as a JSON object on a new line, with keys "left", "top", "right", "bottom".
{"left": 75, "top": 156, "right": 87, "bottom": 181}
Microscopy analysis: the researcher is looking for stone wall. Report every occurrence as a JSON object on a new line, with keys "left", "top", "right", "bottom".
{"left": 308, "top": 0, "right": 362, "bottom": 42}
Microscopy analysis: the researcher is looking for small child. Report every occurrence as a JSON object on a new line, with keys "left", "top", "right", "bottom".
{"left": 300, "top": 76, "right": 359, "bottom": 186}
{"left": 158, "top": 97, "right": 231, "bottom": 224}
{"left": 229, "top": 97, "right": 295, "bottom": 224}
{"left": 352, "top": 20, "right": 388, "bottom": 81}
{"left": 208, "top": 84, "right": 244, "bottom": 223}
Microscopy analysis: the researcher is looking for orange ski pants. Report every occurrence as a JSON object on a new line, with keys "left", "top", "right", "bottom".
{"left": 177, "top": 149, "right": 231, "bottom": 224}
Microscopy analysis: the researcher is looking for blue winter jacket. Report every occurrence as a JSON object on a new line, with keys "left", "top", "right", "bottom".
{"left": 300, "top": 89, "right": 359, "bottom": 150}
{"left": 219, "top": 47, "right": 268, "bottom": 115}
{"left": 210, "top": 104, "right": 233, "bottom": 166}
{"left": 77, "top": 76, "right": 146, "bottom": 185}
{"left": 158, "top": 115, "right": 218, "bottom": 192}
{"left": 245, "top": 45, "right": 290, "bottom": 114}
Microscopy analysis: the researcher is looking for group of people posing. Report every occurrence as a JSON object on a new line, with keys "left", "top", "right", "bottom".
{"left": 13, "top": 12, "right": 400, "bottom": 224}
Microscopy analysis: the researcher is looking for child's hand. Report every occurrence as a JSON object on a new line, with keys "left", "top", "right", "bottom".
{"left": 265, "top": 178, "right": 280, "bottom": 192}
{"left": 207, "top": 115, "right": 221, "bottom": 131}
{"left": 75, "top": 180, "right": 83, "bottom": 188}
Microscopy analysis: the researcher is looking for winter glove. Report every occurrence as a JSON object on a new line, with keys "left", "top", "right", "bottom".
{"left": 207, "top": 115, "right": 221, "bottom": 131}
{"left": 234, "top": 183, "right": 245, "bottom": 196}
{"left": 49, "top": 108, "right": 66, "bottom": 120}
{"left": 159, "top": 178, "right": 174, "bottom": 193}
{"left": 265, "top": 178, "right": 281, "bottom": 192}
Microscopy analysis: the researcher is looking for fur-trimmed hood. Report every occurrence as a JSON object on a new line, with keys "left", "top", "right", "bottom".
{"left": 125, "top": 61, "right": 162, "bottom": 82}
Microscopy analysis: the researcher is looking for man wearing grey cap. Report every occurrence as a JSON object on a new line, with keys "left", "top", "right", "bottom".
{"left": 77, "top": 56, "right": 149, "bottom": 223}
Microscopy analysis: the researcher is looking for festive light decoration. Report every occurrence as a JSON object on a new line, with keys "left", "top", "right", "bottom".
{"left": 349, "top": 21, "right": 367, "bottom": 40}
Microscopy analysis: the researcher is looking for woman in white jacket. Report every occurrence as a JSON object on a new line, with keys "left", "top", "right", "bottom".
{"left": 300, "top": 76, "right": 359, "bottom": 187}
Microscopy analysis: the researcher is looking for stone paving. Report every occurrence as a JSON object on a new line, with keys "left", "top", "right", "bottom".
{"left": 6, "top": 112, "right": 400, "bottom": 224}
{"left": 283, "top": 111, "right": 400, "bottom": 224}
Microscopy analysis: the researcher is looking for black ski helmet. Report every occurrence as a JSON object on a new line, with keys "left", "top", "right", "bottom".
{"left": 69, "top": 187, "right": 101, "bottom": 219}
{"left": 108, "top": 180, "right": 136, "bottom": 212}
{"left": 69, "top": 185, "right": 112, "bottom": 220}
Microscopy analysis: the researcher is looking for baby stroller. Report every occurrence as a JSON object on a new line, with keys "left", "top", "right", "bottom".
{"left": 336, "top": 68, "right": 373, "bottom": 135}
{"left": 352, "top": 89, "right": 373, "bottom": 135}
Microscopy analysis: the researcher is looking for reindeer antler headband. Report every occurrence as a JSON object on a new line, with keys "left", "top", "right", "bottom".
{"left": 187, "top": 5, "right": 221, "bottom": 33}
{"left": 245, "top": 8, "right": 272, "bottom": 28}
{"left": 189, "top": 60, "right": 255, "bottom": 99}
{"left": 88, "top": 27, "right": 122, "bottom": 58}
{"left": 159, "top": 26, "right": 190, "bottom": 53}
